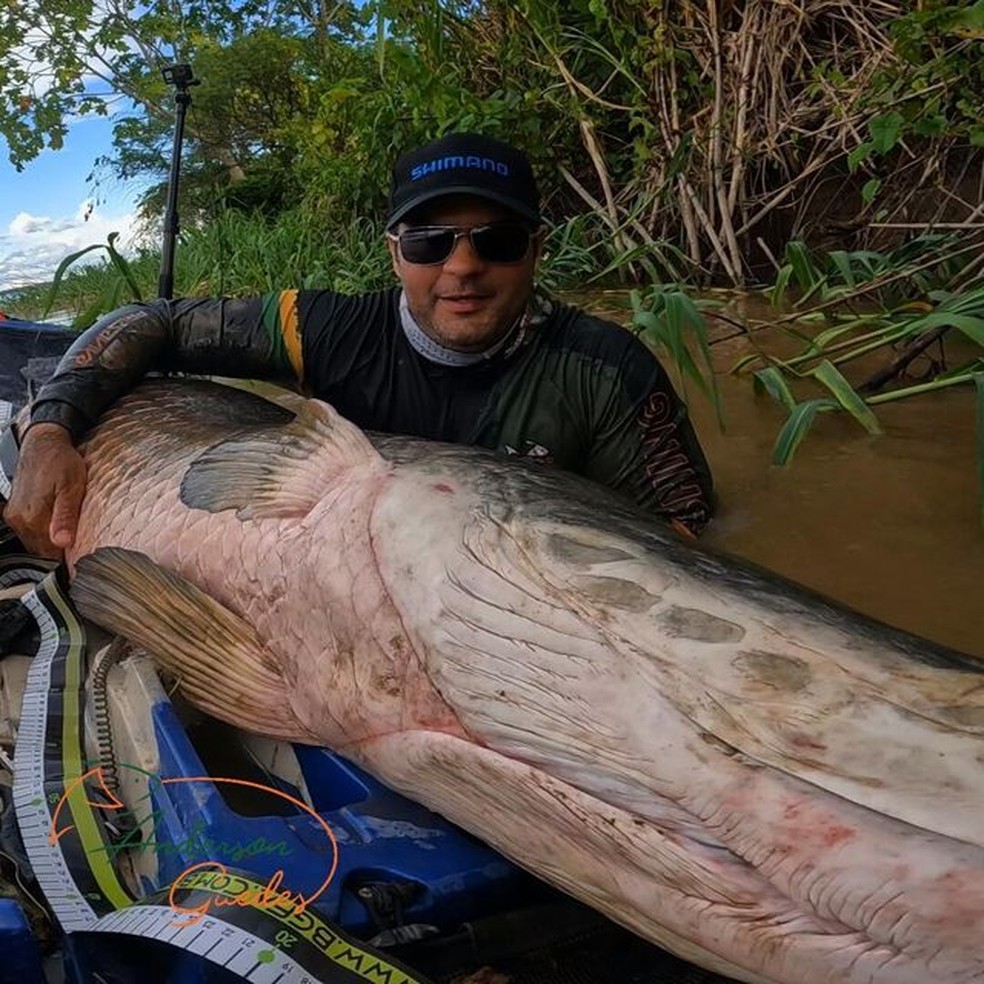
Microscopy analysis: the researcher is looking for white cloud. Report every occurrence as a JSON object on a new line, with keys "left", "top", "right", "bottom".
{"left": 9, "top": 213, "right": 46, "bottom": 236}
{"left": 0, "top": 202, "right": 144, "bottom": 293}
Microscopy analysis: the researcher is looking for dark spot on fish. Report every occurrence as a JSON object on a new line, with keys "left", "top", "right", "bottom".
{"left": 700, "top": 731, "right": 739, "bottom": 756}
{"left": 546, "top": 534, "right": 634, "bottom": 566}
{"left": 788, "top": 732, "right": 827, "bottom": 752}
{"left": 822, "top": 824, "right": 855, "bottom": 848}
{"left": 497, "top": 690, "right": 506, "bottom": 698}
{"left": 433, "top": 483, "right": 455, "bottom": 494}
{"left": 576, "top": 576, "right": 659, "bottom": 612}
{"left": 658, "top": 606, "right": 745, "bottom": 644}
{"left": 374, "top": 670, "right": 402, "bottom": 697}
{"left": 857, "top": 776, "right": 887, "bottom": 789}
{"left": 733, "top": 651, "right": 812, "bottom": 692}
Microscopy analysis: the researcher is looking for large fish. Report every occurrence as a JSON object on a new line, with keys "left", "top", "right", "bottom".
{"left": 65, "top": 379, "right": 983, "bottom": 984}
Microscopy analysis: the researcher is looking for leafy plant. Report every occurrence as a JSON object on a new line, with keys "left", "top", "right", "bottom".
{"left": 739, "top": 266, "right": 984, "bottom": 510}
{"left": 39, "top": 233, "right": 145, "bottom": 329}
{"left": 629, "top": 284, "right": 723, "bottom": 427}
{"left": 768, "top": 235, "right": 972, "bottom": 311}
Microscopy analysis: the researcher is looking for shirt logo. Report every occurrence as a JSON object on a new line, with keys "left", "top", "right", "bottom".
{"left": 504, "top": 440, "right": 552, "bottom": 463}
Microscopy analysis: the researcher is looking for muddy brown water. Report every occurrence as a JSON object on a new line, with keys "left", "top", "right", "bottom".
{"left": 579, "top": 289, "right": 984, "bottom": 660}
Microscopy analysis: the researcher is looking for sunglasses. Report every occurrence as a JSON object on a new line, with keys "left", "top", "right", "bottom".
{"left": 388, "top": 223, "right": 535, "bottom": 265}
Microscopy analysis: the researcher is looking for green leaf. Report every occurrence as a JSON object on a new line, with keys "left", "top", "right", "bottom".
{"left": 768, "top": 264, "right": 793, "bottom": 306}
{"left": 848, "top": 142, "right": 873, "bottom": 173}
{"left": 812, "top": 317, "right": 875, "bottom": 350}
{"left": 633, "top": 288, "right": 724, "bottom": 429}
{"left": 632, "top": 309, "right": 668, "bottom": 347}
{"left": 936, "top": 358, "right": 984, "bottom": 382}
{"left": 664, "top": 289, "right": 725, "bottom": 429}
{"left": 811, "top": 360, "right": 882, "bottom": 435}
{"left": 104, "top": 232, "right": 143, "bottom": 302}
{"left": 907, "top": 313, "right": 984, "bottom": 346}
{"left": 731, "top": 352, "right": 762, "bottom": 373}
{"left": 753, "top": 366, "right": 797, "bottom": 412}
{"left": 869, "top": 112, "right": 905, "bottom": 154}
{"left": 772, "top": 399, "right": 837, "bottom": 466}
{"left": 861, "top": 178, "right": 882, "bottom": 205}
{"left": 785, "top": 240, "right": 820, "bottom": 294}
{"left": 827, "top": 250, "right": 855, "bottom": 287}
{"left": 913, "top": 115, "right": 947, "bottom": 138}
{"left": 970, "top": 125, "right": 984, "bottom": 148}
{"left": 945, "top": 1, "right": 984, "bottom": 34}
{"left": 40, "top": 242, "right": 110, "bottom": 319}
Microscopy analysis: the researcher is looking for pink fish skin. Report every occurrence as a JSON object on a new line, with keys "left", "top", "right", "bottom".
{"left": 69, "top": 380, "right": 984, "bottom": 984}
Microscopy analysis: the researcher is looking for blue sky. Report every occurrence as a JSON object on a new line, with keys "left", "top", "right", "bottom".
{"left": 0, "top": 112, "right": 144, "bottom": 295}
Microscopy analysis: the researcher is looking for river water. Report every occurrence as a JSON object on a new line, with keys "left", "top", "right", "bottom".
{"left": 582, "top": 289, "right": 984, "bottom": 660}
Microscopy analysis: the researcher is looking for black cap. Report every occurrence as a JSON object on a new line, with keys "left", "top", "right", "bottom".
{"left": 386, "top": 132, "right": 540, "bottom": 229}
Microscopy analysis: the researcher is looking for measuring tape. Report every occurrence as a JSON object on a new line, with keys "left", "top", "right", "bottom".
{"left": 77, "top": 873, "right": 428, "bottom": 984}
{"left": 12, "top": 568, "right": 133, "bottom": 929}
{"left": 7, "top": 561, "right": 434, "bottom": 984}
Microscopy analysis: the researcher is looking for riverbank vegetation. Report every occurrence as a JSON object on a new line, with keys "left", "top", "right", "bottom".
{"left": 1, "top": 0, "right": 982, "bottom": 468}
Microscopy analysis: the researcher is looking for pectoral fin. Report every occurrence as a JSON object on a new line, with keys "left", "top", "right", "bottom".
{"left": 180, "top": 399, "right": 385, "bottom": 520}
{"left": 71, "top": 547, "right": 311, "bottom": 741}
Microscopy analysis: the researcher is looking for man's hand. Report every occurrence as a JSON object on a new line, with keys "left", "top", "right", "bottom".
{"left": 5, "top": 423, "right": 86, "bottom": 559}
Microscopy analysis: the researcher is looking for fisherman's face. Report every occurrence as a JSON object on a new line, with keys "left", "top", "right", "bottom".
{"left": 388, "top": 196, "right": 544, "bottom": 353}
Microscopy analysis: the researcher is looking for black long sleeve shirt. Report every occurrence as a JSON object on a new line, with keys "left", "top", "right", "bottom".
{"left": 31, "top": 287, "right": 714, "bottom": 534}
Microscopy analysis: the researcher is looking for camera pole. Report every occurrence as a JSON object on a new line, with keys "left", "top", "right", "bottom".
{"left": 158, "top": 64, "right": 199, "bottom": 301}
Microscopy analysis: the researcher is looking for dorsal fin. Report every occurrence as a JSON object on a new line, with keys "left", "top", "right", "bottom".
{"left": 180, "top": 399, "right": 385, "bottom": 520}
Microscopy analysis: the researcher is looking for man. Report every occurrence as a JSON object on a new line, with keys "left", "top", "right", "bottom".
{"left": 5, "top": 132, "right": 714, "bottom": 558}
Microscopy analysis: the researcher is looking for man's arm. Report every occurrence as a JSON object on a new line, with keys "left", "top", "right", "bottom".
{"left": 29, "top": 295, "right": 301, "bottom": 440}
{"left": 5, "top": 293, "right": 302, "bottom": 557}
{"left": 581, "top": 338, "right": 715, "bottom": 537}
